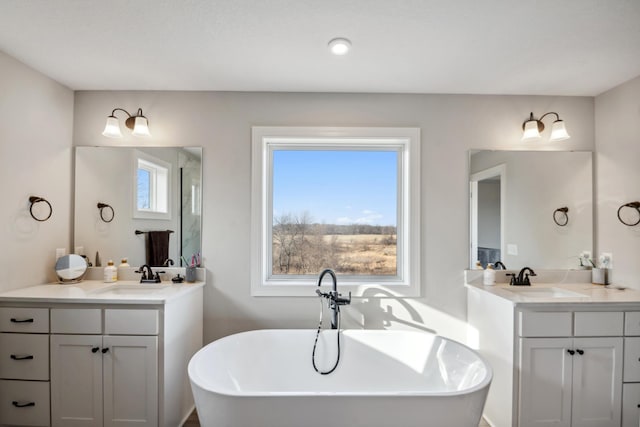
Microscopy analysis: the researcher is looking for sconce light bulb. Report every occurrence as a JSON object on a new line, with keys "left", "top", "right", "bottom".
{"left": 132, "top": 116, "right": 151, "bottom": 137}
{"left": 521, "top": 120, "right": 541, "bottom": 142}
{"left": 549, "top": 120, "right": 570, "bottom": 142}
{"left": 102, "top": 116, "right": 123, "bottom": 138}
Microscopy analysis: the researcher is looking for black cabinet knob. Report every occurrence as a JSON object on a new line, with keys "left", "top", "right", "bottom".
{"left": 576, "top": 349, "right": 584, "bottom": 355}
{"left": 102, "top": 348, "right": 109, "bottom": 354}
{"left": 91, "top": 347, "right": 100, "bottom": 353}
{"left": 567, "top": 349, "right": 575, "bottom": 355}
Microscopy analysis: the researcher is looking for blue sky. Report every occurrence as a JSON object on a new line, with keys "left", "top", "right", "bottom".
{"left": 273, "top": 150, "right": 398, "bottom": 226}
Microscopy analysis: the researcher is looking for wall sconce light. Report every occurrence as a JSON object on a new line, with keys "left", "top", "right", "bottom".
{"left": 521, "top": 112, "right": 570, "bottom": 142}
{"left": 102, "top": 108, "right": 151, "bottom": 138}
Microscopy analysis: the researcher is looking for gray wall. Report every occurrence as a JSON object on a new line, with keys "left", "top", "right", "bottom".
{"left": 72, "top": 91, "right": 595, "bottom": 343}
{"left": 596, "top": 74, "right": 640, "bottom": 287}
{"left": 0, "top": 51, "right": 74, "bottom": 292}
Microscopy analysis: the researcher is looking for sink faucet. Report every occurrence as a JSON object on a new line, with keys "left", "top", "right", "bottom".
{"left": 507, "top": 267, "right": 537, "bottom": 286}
{"left": 135, "top": 265, "right": 164, "bottom": 283}
{"left": 494, "top": 261, "right": 507, "bottom": 270}
{"left": 315, "top": 269, "right": 351, "bottom": 329}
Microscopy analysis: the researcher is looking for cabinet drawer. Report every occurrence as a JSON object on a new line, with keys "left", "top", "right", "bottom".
{"left": 623, "top": 383, "right": 640, "bottom": 427}
{"left": 0, "top": 333, "right": 49, "bottom": 380}
{"left": 519, "top": 311, "right": 572, "bottom": 337}
{"left": 105, "top": 309, "right": 159, "bottom": 335}
{"left": 0, "top": 307, "right": 49, "bottom": 333}
{"left": 0, "top": 379, "right": 50, "bottom": 426}
{"left": 624, "top": 338, "right": 640, "bottom": 382}
{"left": 51, "top": 308, "right": 101, "bottom": 334}
{"left": 574, "top": 311, "right": 623, "bottom": 336}
{"left": 625, "top": 312, "right": 640, "bottom": 336}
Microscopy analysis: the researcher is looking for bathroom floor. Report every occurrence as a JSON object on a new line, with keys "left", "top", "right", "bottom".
{"left": 184, "top": 410, "right": 490, "bottom": 426}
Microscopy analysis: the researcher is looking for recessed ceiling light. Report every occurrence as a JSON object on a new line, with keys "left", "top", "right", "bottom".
{"left": 328, "top": 38, "right": 351, "bottom": 55}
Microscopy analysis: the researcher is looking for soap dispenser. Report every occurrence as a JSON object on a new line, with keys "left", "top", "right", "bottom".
{"left": 104, "top": 260, "right": 117, "bottom": 283}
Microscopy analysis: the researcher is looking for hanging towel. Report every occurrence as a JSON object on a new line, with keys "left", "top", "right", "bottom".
{"left": 146, "top": 231, "right": 171, "bottom": 266}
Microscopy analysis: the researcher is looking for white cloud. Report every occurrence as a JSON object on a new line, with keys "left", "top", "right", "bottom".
{"left": 335, "top": 211, "right": 384, "bottom": 225}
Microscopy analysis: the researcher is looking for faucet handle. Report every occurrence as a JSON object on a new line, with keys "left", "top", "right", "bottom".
{"left": 506, "top": 273, "right": 516, "bottom": 286}
{"left": 135, "top": 268, "right": 147, "bottom": 280}
{"left": 336, "top": 291, "right": 351, "bottom": 305}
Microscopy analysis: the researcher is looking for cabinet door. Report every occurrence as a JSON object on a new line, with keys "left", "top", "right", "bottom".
{"left": 103, "top": 335, "right": 158, "bottom": 427}
{"left": 51, "top": 334, "right": 103, "bottom": 427}
{"left": 571, "top": 337, "right": 622, "bottom": 427}
{"left": 519, "top": 338, "right": 573, "bottom": 427}
{"left": 622, "top": 383, "right": 640, "bottom": 427}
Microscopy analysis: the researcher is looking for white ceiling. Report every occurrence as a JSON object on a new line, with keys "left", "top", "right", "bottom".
{"left": 1, "top": 0, "right": 639, "bottom": 96}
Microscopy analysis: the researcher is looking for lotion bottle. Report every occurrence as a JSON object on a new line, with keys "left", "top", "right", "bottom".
{"left": 483, "top": 263, "right": 496, "bottom": 286}
{"left": 104, "top": 260, "right": 117, "bottom": 283}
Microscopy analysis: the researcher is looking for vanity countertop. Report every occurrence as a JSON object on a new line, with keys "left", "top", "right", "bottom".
{"left": 0, "top": 280, "right": 205, "bottom": 305}
{"left": 465, "top": 281, "right": 640, "bottom": 305}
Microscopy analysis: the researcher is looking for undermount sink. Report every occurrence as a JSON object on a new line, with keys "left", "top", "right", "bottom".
{"left": 89, "top": 284, "right": 167, "bottom": 295}
{"left": 504, "top": 287, "right": 585, "bottom": 298}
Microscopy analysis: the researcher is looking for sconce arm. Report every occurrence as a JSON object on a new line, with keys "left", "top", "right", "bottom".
{"left": 538, "top": 112, "right": 561, "bottom": 122}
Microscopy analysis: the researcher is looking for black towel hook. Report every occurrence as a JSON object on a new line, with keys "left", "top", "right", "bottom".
{"left": 553, "top": 207, "right": 569, "bottom": 226}
{"left": 29, "top": 196, "right": 52, "bottom": 222}
{"left": 617, "top": 201, "right": 640, "bottom": 226}
{"left": 97, "top": 202, "right": 115, "bottom": 223}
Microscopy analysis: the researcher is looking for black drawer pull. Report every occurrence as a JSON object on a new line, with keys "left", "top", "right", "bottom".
{"left": 10, "top": 354, "right": 34, "bottom": 361}
{"left": 102, "top": 347, "right": 109, "bottom": 354}
{"left": 12, "top": 401, "right": 35, "bottom": 408}
{"left": 91, "top": 347, "right": 100, "bottom": 353}
{"left": 10, "top": 318, "right": 34, "bottom": 323}
{"left": 567, "top": 349, "right": 575, "bottom": 355}
{"left": 576, "top": 349, "right": 584, "bottom": 355}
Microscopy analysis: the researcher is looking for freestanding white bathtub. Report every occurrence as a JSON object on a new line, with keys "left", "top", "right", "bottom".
{"left": 188, "top": 329, "right": 491, "bottom": 427}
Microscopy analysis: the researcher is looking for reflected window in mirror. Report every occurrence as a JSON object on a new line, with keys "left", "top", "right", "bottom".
{"left": 134, "top": 150, "right": 171, "bottom": 220}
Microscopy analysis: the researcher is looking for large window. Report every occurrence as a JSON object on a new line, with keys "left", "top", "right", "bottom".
{"left": 251, "top": 127, "right": 421, "bottom": 297}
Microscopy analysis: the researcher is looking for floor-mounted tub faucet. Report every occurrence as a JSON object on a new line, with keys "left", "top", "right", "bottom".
{"left": 316, "top": 268, "right": 351, "bottom": 329}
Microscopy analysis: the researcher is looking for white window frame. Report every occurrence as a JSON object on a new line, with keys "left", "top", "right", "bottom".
{"left": 251, "top": 126, "right": 421, "bottom": 297}
{"left": 132, "top": 150, "right": 172, "bottom": 220}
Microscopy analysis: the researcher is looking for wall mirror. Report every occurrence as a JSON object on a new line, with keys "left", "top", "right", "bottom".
{"left": 469, "top": 150, "right": 592, "bottom": 270}
{"left": 74, "top": 147, "right": 202, "bottom": 268}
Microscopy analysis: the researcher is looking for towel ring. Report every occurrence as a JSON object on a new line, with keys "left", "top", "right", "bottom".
{"left": 617, "top": 201, "right": 640, "bottom": 226}
{"left": 29, "top": 196, "right": 52, "bottom": 222}
{"left": 97, "top": 202, "right": 115, "bottom": 223}
{"left": 553, "top": 207, "right": 569, "bottom": 226}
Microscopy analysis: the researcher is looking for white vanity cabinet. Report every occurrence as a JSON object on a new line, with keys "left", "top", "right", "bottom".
{"left": 518, "top": 311, "right": 623, "bottom": 427}
{"left": 0, "top": 307, "right": 51, "bottom": 427}
{"left": 465, "top": 281, "right": 640, "bottom": 427}
{"left": 50, "top": 309, "right": 159, "bottom": 427}
{"left": 0, "top": 281, "right": 204, "bottom": 427}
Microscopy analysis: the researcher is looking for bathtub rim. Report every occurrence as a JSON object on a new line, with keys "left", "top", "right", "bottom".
{"left": 188, "top": 329, "right": 492, "bottom": 398}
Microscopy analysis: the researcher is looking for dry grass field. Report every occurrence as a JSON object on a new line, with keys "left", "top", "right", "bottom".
{"left": 272, "top": 233, "right": 397, "bottom": 275}
{"left": 325, "top": 234, "right": 396, "bottom": 275}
